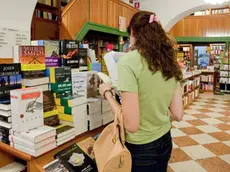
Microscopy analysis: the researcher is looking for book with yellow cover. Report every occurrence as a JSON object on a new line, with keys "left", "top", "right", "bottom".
{"left": 78, "top": 137, "right": 95, "bottom": 160}
{"left": 13, "top": 46, "right": 45, "bottom": 71}
{"left": 58, "top": 113, "right": 73, "bottom": 122}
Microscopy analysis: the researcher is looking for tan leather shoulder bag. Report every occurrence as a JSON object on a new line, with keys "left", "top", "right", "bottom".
{"left": 93, "top": 106, "right": 132, "bottom": 172}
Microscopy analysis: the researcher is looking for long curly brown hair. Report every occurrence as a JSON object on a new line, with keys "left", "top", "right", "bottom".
{"left": 128, "top": 11, "right": 182, "bottom": 81}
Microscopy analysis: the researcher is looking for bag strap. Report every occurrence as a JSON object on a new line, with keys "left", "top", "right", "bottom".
{"left": 113, "top": 106, "right": 125, "bottom": 145}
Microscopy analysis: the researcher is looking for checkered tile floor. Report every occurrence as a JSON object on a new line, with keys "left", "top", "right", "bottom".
{"left": 168, "top": 93, "right": 230, "bottom": 172}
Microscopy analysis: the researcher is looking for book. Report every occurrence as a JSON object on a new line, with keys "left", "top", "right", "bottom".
{"left": 11, "top": 141, "right": 56, "bottom": 157}
{"left": 88, "top": 114, "right": 102, "bottom": 131}
{"left": 0, "top": 63, "right": 21, "bottom": 76}
{"left": 60, "top": 40, "right": 80, "bottom": 68}
{"left": 0, "top": 115, "right": 11, "bottom": 123}
{"left": 10, "top": 88, "right": 44, "bottom": 132}
{"left": 0, "top": 74, "right": 22, "bottom": 102}
{"left": 78, "top": 48, "right": 88, "bottom": 71}
{"left": 12, "top": 125, "right": 56, "bottom": 143}
{"left": 43, "top": 91, "right": 57, "bottom": 113}
{"left": 0, "top": 120, "right": 11, "bottom": 129}
{"left": 23, "top": 84, "right": 49, "bottom": 92}
{"left": 0, "top": 162, "right": 26, "bottom": 172}
{"left": 55, "top": 143, "right": 97, "bottom": 172}
{"left": 9, "top": 135, "right": 56, "bottom": 150}
{"left": 22, "top": 70, "right": 46, "bottom": 79}
{"left": 31, "top": 40, "right": 60, "bottom": 67}
{"left": 71, "top": 69, "right": 87, "bottom": 98}
{"left": 0, "top": 126, "right": 11, "bottom": 134}
{"left": 87, "top": 98, "right": 102, "bottom": 116}
{"left": 44, "top": 114, "right": 60, "bottom": 126}
{"left": 57, "top": 134, "right": 76, "bottom": 146}
{"left": 0, "top": 101, "right": 11, "bottom": 111}
{"left": 49, "top": 67, "right": 71, "bottom": 83}
{"left": 56, "top": 103, "right": 86, "bottom": 116}
{"left": 13, "top": 46, "right": 46, "bottom": 71}
{"left": 22, "top": 77, "right": 49, "bottom": 86}
{"left": 59, "top": 95, "right": 87, "bottom": 107}
{"left": 56, "top": 124, "right": 75, "bottom": 138}
{"left": 119, "top": 16, "right": 127, "bottom": 32}
{"left": 43, "top": 159, "right": 69, "bottom": 172}
{"left": 50, "top": 82, "right": 72, "bottom": 94}
{"left": 58, "top": 113, "right": 74, "bottom": 123}
{"left": 56, "top": 131, "right": 76, "bottom": 143}
{"left": 102, "top": 112, "right": 114, "bottom": 125}
{"left": 78, "top": 137, "right": 95, "bottom": 160}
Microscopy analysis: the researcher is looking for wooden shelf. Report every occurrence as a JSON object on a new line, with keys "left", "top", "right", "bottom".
{"left": 0, "top": 142, "right": 32, "bottom": 161}
{"left": 33, "top": 17, "right": 59, "bottom": 24}
{"left": 36, "top": 3, "right": 59, "bottom": 15}
{"left": 0, "top": 126, "right": 105, "bottom": 172}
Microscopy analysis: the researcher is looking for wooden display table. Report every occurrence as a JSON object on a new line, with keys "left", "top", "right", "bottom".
{"left": 0, "top": 127, "right": 105, "bottom": 172}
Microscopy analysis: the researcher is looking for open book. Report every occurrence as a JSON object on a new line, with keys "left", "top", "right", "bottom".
{"left": 97, "top": 51, "right": 126, "bottom": 95}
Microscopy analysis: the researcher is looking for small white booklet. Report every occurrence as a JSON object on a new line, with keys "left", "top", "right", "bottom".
{"left": 97, "top": 51, "right": 126, "bottom": 95}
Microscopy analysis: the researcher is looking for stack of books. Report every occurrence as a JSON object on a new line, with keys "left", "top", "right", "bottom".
{"left": 43, "top": 90, "right": 76, "bottom": 146}
{"left": 101, "top": 99, "right": 113, "bottom": 125}
{"left": 9, "top": 125, "right": 56, "bottom": 157}
{"left": 87, "top": 98, "right": 102, "bottom": 131}
{"left": 0, "top": 64, "right": 22, "bottom": 144}
{"left": 13, "top": 45, "right": 49, "bottom": 91}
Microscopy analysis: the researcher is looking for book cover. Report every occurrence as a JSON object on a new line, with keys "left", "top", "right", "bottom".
{"left": 87, "top": 71, "right": 98, "bottom": 98}
{"left": 56, "top": 124, "right": 75, "bottom": 138}
{"left": 0, "top": 126, "right": 11, "bottom": 134}
{"left": 60, "top": 40, "right": 80, "bottom": 68}
{"left": 78, "top": 48, "right": 88, "bottom": 71}
{"left": 58, "top": 113, "right": 73, "bottom": 123}
{"left": 31, "top": 40, "right": 60, "bottom": 67}
{"left": 43, "top": 159, "right": 69, "bottom": 172}
{"left": 44, "top": 114, "right": 60, "bottom": 127}
{"left": 57, "top": 103, "right": 86, "bottom": 116}
{"left": 14, "top": 46, "right": 46, "bottom": 71}
{"left": 0, "top": 74, "right": 22, "bottom": 102}
{"left": 57, "top": 135, "right": 76, "bottom": 147}
{"left": 72, "top": 70, "right": 87, "bottom": 98}
{"left": 0, "top": 120, "right": 11, "bottom": 129}
{"left": 22, "top": 77, "right": 49, "bottom": 86}
{"left": 55, "top": 143, "right": 97, "bottom": 172}
{"left": 22, "top": 70, "right": 45, "bottom": 79}
{"left": 0, "top": 63, "right": 21, "bottom": 76}
{"left": 78, "top": 137, "right": 95, "bottom": 160}
{"left": 49, "top": 67, "right": 71, "bottom": 83}
{"left": 43, "top": 91, "right": 56, "bottom": 113}
{"left": 51, "top": 82, "right": 72, "bottom": 94}
{"left": 0, "top": 101, "right": 11, "bottom": 111}
{"left": 11, "top": 88, "right": 44, "bottom": 132}
{"left": 56, "top": 130, "right": 75, "bottom": 143}
{"left": 60, "top": 95, "right": 87, "bottom": 107}
{"left": 54, "top": 91, "right": 72, "bottom": 99}
{"left": 13, "top": 125, "right": 56, "bottom": 143}
{"left": 119, "top": 16, "right": 127, "bottom": 32}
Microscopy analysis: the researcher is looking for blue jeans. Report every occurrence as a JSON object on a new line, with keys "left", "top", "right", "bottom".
{"left": 125, "top": 131, "right": 172, "bottom": 172}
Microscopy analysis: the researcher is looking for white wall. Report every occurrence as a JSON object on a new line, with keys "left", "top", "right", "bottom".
{"left": 0, "top": 0, "right": 37, "bottom": 30}
{"left": 141, "top": 0, "right": 224, "bottom": 31}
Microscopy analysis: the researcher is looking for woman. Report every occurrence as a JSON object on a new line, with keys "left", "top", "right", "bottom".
{"left": 99, "top": 11, "right": 184, "bottom": 172}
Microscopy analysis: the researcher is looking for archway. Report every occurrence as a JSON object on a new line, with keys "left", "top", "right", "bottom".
{"left": 141, "top": 0, "right": 226, "bottom": 31}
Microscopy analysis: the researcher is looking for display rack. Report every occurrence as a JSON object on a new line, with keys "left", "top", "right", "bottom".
{"left": 200, "top": 70, "right": 214, "bottom": 93}
{"left": 177, "top": 44, "right": 194, "bottom": 68}
{"left": 219, "top": 52, "right": 230, "bottom": 93}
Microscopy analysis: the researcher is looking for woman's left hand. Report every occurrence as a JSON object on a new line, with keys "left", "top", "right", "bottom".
{"left": 99, "top": 83, "right": 113, "bottom": 97}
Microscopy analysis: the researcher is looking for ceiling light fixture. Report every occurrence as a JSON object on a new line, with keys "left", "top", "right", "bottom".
{"left": 204, "top": 0, "right": 229, "bottom": 4}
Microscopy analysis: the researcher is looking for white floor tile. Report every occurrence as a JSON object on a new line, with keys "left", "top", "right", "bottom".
{"left": 196, "top": 125, "right": 222, "bottom": 133}
{"left": 205, "top": 112, "right": 225, "bottom": 118}
{"left": 183, "top": 115, "right": 197, "bottom": 121}
{"left": 220, "top": 154, "right": 230, "bottom": 165}
{"left": 171, "top": 128, "right": 186, "bottom": 137}
{"left": 181, "top": 145, "right": 216, "bottom": 160}
{"left": 187, "top": 105, "right": 203, "bottom": 110}
{"left": 172, "top": 121, "right": 193, "bottom": 128}
{"left": 223, "top": 141, "right": 230, "bottom": 147}
{"left": 173, "top": 142, "right": 179, "bottom": 148}
{"left": 201, "top": 118, "right": 224, "bottom": 125}
{"left": 169, "top": 160, "right": 207, "bottom": 172}
{"left": 190, "top": 134, "right": 219, "bottom": 144}
{"left": 226, "top": 131, "right": 230, "bottom": 135}
{"left": 184, "top": 109, "right": 202, "bottom": 114}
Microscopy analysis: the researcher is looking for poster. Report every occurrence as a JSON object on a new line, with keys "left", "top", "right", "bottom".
{"left": 0, "top": 26, "right": 30, "bottom": 58}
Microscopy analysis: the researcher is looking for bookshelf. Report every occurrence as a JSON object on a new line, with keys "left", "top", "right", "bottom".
{"left": 31, "top": 0, "right": 61, "bottom": 40}
{"left": 193, "top": 7, "right": 230, "bottom": 16}
{"left": 177, "top": 44, "right": 194, "bottom": 68}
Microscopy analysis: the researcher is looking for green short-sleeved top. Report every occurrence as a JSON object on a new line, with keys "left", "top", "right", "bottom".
{"left": 117, "top": 50, "right": 177, "bottom": 145}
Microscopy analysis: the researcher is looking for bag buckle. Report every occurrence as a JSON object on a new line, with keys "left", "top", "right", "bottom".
{"left": 118, "top": 154, "right": 125, "bottom": 168}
